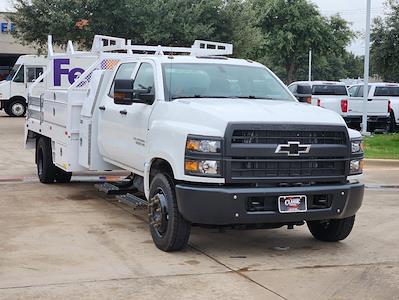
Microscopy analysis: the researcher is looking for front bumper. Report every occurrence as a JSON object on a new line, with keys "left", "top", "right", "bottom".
{"left": 175, "top": 182, "right": 364, "bottom": 225}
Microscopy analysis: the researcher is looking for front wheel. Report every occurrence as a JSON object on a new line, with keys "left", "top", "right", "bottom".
{"left": 6, "top": 99, "right": 26, "bottom": 117}
{"left": 307, "top": 215, "right": 355, "bottom": 242}
{"left": 148, "top": 173, "right": 191, "bottom": 252}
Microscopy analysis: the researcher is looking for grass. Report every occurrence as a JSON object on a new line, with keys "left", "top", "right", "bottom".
{"left": 364, "top": 133, "right": 399, "bottom": 159}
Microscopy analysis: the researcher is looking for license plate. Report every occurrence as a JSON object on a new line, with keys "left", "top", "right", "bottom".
{"left": 278, "top": 195, "right": 307, "bottom": 213}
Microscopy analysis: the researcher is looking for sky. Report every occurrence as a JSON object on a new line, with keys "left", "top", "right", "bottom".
{"left": 0, "top": 0, "right": 388, "bottom": 55}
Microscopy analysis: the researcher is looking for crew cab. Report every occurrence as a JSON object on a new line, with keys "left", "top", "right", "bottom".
{"left": 289, "top": 81, "right": 390, "bottom": 132}
{"left": 25, "top": 36, "right": 365, "bottom": 252}
{"left": 0, "top": 55, "right": 47, "bottom": 117}
{"left": 349, "top": 82, "right": 398, "bottom": 132}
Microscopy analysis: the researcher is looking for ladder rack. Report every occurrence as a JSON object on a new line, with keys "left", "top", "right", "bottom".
{"left": 48, "top": 35, "right": 233, "bottom": 57}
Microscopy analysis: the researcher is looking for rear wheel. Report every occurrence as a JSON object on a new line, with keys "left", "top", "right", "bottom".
{"left": 389, "top": 112, "right": 398, "bottom": 132}
{"left": 148, "top": 173, "right": 191, "bottom": 252}
{"left": 307, "top": 215, "right": 355, "bottom": 242}
{"left": 6, "top": 99, "right": 26, "bottom": 117}
{"left": 36, "top": 137, "right": 56, "bottom": 183}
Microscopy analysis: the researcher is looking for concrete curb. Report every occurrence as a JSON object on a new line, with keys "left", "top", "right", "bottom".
{"left": 365, "top": 159, "right": 399, "bottom": 168}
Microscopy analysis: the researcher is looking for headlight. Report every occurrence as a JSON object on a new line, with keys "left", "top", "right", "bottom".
{"left": 351, "top": 140, "right": 364, "bottom": 154}
{"left": 185, "top": 160, "right": 221, "bottom": 176}
{"left": 186, "top": 138, "right": 221, "bottom": 153}
{"left": 185, "top": 135, "right": 223, "bottom": 177}
{"left": 350, "top": 159, "right": 364, "bottom": 175}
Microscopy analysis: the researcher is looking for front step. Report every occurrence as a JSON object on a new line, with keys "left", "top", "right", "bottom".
{"left": 116, "top": 193, "right": 148, "bottom": 208}
{"left": 95, "top": 182, "right": 137, "bottom": 195}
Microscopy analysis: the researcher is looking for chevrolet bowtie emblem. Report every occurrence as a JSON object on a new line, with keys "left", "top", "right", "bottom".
{"left": 275, "top": 141, "right": 311, "bottom": 156}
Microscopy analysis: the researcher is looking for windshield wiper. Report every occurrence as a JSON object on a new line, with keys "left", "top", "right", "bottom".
{"left": 171, "top": 95, "right": 230, "bottom": 100}
{"left": 236, "top": 96, "right": 275, "bottom": 100}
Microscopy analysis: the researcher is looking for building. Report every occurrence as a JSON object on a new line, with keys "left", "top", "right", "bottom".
{"left": 0, "top": 12, "right": 37, "bottom": 80}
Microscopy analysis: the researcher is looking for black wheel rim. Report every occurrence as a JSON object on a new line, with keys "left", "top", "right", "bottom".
{"left": 149, "top": 188, "right": 169, "bottom": 237}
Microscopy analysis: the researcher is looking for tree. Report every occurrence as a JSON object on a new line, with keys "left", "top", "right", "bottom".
{"left": 10, "top": 0, "right": 240, "bottom": 49}
{"left": 371, "top": 0, "right": 399, "bottom": 82}
{"left": 249, "top": 0, "right": 354, "bottom": 83}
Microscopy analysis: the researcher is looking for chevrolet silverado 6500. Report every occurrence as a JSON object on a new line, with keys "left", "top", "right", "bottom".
{"left": 25, "top": 36, "right": 365, "bottom": 251}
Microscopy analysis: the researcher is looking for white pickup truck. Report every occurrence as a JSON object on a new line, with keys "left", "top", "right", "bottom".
{"left": 0, "top": 55, "right": 47, "bottom": 117}
{"left": 349, "top": 82, "right": 398, "bottom": 132}
{"left": 289, "top": 81, "right": 390, "bottom": 132}
{"left": 25, "top": 36, "right": 364, "bottom": 252}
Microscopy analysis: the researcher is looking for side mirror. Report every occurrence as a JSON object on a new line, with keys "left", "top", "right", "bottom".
{"left": 114, "top": 79, "right": 134, "bottom": 105}
{"left": 133, "top": 86, "right": 155, "bottom": 104}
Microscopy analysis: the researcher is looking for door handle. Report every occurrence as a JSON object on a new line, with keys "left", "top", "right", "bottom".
{"left": 119, "top": 109, "right": 127, "bottom": 115}
{"left": 99, "top": 106, "right": 106, "bottom": 111}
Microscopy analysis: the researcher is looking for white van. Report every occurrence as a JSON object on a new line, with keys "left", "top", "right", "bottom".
{"left": 0, "top": 55, "right": 48, "bottom": 117}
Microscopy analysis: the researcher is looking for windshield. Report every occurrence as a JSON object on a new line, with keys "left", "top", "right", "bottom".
{"left": 162, "top": 63, "right": 294, "bottom": 101}
{"left": 312, "top": 85, "right": 348, "bottom": 96}
{"left": 6, "top": 64, "right": 21, "bottom": 81}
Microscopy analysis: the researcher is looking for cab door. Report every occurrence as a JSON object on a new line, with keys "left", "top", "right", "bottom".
{"left": 122, "top": 61, "right": 157, "bottom": 171}
{"left": 97, "top": 60, "right": 156, "bottom": 173}
{"left": 25, "top": 66, "right": 45, "bottom": 96}
{"left": 97, "top": 62, "right": 138, "bottom": 164}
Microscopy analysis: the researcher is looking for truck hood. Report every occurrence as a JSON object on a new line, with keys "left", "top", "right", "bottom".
{"left": 174, "top": 98, "right": 346, "bottom": 126}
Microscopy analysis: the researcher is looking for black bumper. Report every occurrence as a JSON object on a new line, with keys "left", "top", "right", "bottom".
{"left": 175, "top": 183, "right": 364, "bottom": 225}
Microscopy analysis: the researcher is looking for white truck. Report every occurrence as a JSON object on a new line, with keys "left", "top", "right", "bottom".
{"left": 0, "top": 55, "right": 48, "bottom": 117}
{"left": 25, "top": 36, "right": 365, "bottom": 252}
{"left": 289, "top": 81, "right": 391, "bottom": 132}
{"left": 349, "top": 82, "right": 399, "bottom": 132}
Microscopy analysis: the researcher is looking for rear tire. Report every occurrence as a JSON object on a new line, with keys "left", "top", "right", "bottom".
{"left": 307, "top": 215, "right": 355, "bottom": 242}
{"left": 148, "top": 173, "right": 191, "bottom": 252}
{"left": 389, "top": 112, "right": 398, "bottom": 132}
{"left": 6, "top": 99, "right": 26, "bottom": 117}
{"left": 36, "top": 137, "right": 56, "bottom": 183}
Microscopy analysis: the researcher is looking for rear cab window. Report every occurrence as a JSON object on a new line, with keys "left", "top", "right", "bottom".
{"left": 312, "top": 85, "right": 348, "bottom": 96}
{"left": 374, "top": 86, "right": 399, "bottom": 97}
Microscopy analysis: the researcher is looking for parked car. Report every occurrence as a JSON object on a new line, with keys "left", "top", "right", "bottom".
{"left": 349, "top": 83, "right": 399, "bottom": 132}
{"left": 289, "top": 81, "right": 390, "bottom": 132}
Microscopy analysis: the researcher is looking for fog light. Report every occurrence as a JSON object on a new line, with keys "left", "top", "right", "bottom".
{"left": 350, "top": 159, "right": 364, "bottom": 175}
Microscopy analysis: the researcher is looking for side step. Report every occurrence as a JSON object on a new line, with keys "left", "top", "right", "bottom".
{"left": 95, "top": 182, "right": 137, "bottom": 195}
{"left": 116, "top": 193, "right": 148, "bottom": 208}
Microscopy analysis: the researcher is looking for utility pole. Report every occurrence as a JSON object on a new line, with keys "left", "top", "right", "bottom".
{"left": 308, "top": 49, "right": 312, "bottom": 81}
{"left": 362, "top": 0, "right": 371, "bottom": 135}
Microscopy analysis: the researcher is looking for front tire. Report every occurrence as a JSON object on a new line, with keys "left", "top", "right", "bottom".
{"left": 148, "top": 173, "right": 191, "bottom": 252}
{"left": 6, "top": 99, "right": 26, "bottom": 117}
{"left": 307, "top": 215, "right": 355, "bottom": 242}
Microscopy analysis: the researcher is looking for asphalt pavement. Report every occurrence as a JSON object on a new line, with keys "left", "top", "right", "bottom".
{"left": 0, "top": 112, "right": 398, "bottom": 300}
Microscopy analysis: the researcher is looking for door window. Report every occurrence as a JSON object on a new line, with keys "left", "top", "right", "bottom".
{"left": 27, "top": 67, "right": 44, "bottom": 82}
{"left": 109, "top": 62, "right": 137, "bottom": 98}
{"left": 13, "top": 65, "right": 24, "bottom": 83}
{"left": 288, "top": 84, "right": 297, "bottom": 93}
{"left": 133, "top": 63, "right": 155, "bottom": 99}
{"left": 354, "top": 85, "right": 371, "bottom": 97}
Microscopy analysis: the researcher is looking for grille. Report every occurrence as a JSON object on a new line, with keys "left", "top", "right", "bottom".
{"left": 230, "top": 158, "right": 346, "bottom": 179}
{"left": 225, "top": 124, "right": 350, "bottom": 183}
{"left": 232, "top": 130, "right": 347, "bottom": 145}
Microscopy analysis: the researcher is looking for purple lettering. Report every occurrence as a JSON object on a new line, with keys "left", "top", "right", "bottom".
{"left": 53, "top": 58, "right": 70, "bottom": 86}
{"left": 68, "top": 67, "right": 84, "bottom": 84}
